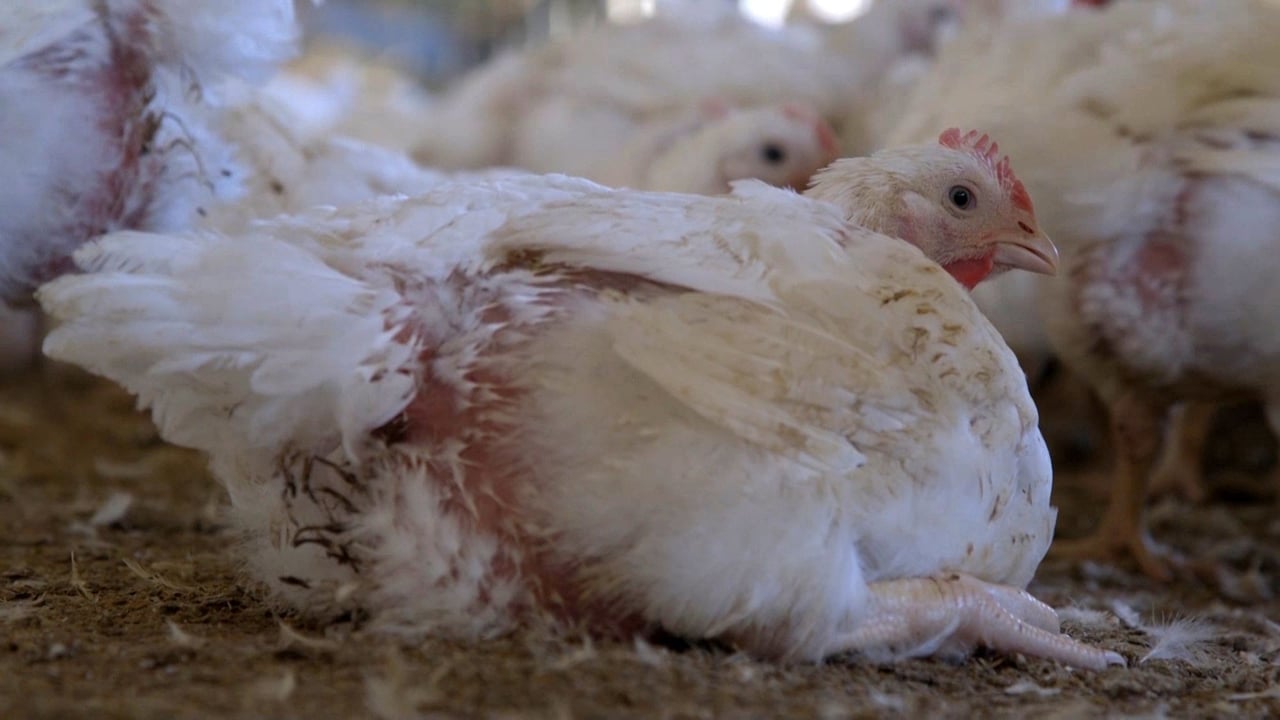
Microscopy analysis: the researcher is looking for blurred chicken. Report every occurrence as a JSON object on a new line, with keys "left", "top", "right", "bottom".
{"left": 888, "top": 0, "right": 1280, "bottom": 579}
{"left": 36, "top": 132, "right": 1113, "bottom": 669}
{"left": 0, "top": 0, "right": 297, "bottom": 299}
{"left": 814, "top": 0, "right": 1077, "bottom": 153}
{"left": 203, "top": 92, "right": 528, "bottom": 233}
{"left": 413, "top": 2, "right": 942, "bottom": 172}
{"left": 203, "top": 90, "right": 836, "bottom": 234}
{"left": 0, "top": 0, "right": 299, "bottom": 367}
{"left": 584, "top": 100, "right": 840, "bottom": 195}
{"left": 256, "top": 40, "right": 436, "bottom": 153}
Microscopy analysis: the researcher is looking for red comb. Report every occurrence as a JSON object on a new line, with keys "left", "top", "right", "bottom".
{"left": 938, "top": 128, "right": 1034, "bottom": 215}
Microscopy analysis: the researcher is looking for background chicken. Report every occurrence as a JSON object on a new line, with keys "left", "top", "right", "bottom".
{"left": 35, "top": 133, "right": 1108, "bottom": 668}
{"left": 201, "top": 91, "right": 531, "bottom": 233}
{"left": 886, "top": 0, "right": 1280, "bottom": 579}
{"left": 410, "top": 6, "right": 851, "bottom": 171}
{"left": 0, "top": 0, "right": 298, "bottom": 300}
{"left": 580, "top": 100, "right": 841, "bottom": 195}
{"left": 255, "top": 39, "right": 437, "bottom": 153}
{"left": 410, "top": 0, "right": 1058, "bottom": 174}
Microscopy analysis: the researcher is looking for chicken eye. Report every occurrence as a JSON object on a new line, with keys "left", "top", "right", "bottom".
{"left": 929, "top": 5, "right": 956, "bottom": 25}
{"left": 761, "top": 143, "right": 787, "bottom": 165}
{"left": 948, "top": 185, "right": 974, "bottom": 210}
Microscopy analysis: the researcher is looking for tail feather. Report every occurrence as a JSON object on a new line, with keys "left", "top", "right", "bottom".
{"left": 39, "top": 229, "right": 420, "bottom": 461}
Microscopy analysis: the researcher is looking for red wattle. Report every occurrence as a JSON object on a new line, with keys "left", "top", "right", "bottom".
{"left": 943, "top": 255, "right": 996, "bottom": 290}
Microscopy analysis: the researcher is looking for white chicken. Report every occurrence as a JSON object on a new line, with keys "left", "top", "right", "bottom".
{"left": 0, "top": 0, "right": 299, "bottom": 367}
{"left": 844, "top": 0, "right": 1103, "bottom": 154}
{"left": 887, "top": 0, "right": 1280, "bottom": 578}
{"left": 202, "top": 93, "right": 529, "bottom": 233}
{"left": 0, "top": 0, "right": 297, "bottom": 299}
{"left": 585, "top": 100, "right": 841, "bottom": 195}
{"left": 36, "top": 131, "right": 1117, "bottom": 669}
{"left": 411, "top": 5, "right": 880, "bottom": 172}
{"left": 202, "top": 89, "right": 836, "bottom": 235}
{"left": 255, "top": 40, "right": 436, "bottom": 153}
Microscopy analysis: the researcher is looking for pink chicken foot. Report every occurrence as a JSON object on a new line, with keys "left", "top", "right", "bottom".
{"left": 832, "top": 574, "right": 1126, "bottom": 670}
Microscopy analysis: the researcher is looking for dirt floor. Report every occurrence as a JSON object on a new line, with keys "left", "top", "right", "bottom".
{"left": 3, "top": 362, "right": 1280, "bottom": 719}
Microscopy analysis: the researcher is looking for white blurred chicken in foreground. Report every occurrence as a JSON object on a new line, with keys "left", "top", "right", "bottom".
{"left": 0, "top": 0, "right": 298, "bottom": 366}
{"left": 38, "top": 131, "right": 1112, "bottom": 668}
{"left": 888, "top": 0, "right": 1280, "bottom": 578}
{"left": 0, "top": 0, "right": 297, "bottom": 298}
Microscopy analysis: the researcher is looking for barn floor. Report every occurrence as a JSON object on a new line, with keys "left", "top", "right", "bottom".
{"left": 2, "top": 362, "right": 1280, "bottom": 719}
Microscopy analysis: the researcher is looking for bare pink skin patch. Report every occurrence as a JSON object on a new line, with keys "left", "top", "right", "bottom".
{"left": 374, "top": 271, "right": 660, "bottom": 635}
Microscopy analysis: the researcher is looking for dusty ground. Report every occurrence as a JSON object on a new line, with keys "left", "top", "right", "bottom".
{"left": 3, "top": 362, "right": 1280, "bottom": 719}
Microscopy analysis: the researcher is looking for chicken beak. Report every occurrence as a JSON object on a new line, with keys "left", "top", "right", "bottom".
{"left": 992, "top": 228, "right": 1059, "bottom": 277}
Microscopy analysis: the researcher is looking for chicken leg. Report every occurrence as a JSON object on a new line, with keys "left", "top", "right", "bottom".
{"left": 1148, "top": 402, "right": 1215, "bottom": 503}
{"left": 1048, "top": 393, "right": 1178, "bottom": 580}
{"left": 1264, "top": 403, "right": 1280, "bottom": 491}
{"left": 833, "top": 574, "right": 1125, "bottom": 670}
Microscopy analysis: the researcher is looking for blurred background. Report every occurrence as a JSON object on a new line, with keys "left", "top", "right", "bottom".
{"left": 296, "top": 0, "right": 873, "bottom": 88}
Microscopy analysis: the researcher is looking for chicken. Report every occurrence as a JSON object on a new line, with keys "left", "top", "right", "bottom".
{"left": 1148, "top": 402, "right": 1217, "bottom": 503}
{"left": 806, "top": 129, "right": 1057, "bottom": 288}
{"left": 202, "top": 93, "right": 529, "bottom": 233}
{"left": 411, "top": 6, "right": 867, "bottom": 172}
{"left": 590, "top": 100, "right": 841, "bottom": 195}
{"left": 0, "top": 0, "right": 298, "bottom": 369}
{"left": 36, "top": 132, "right": 1117, "bottom": 669}
{"left": 814, "top": 0, "right": 1072, "bottom": 72}
{"left": 887, "top": 0, "right": 1280, "bottom": 579}
{"left": 819, "top": 0, "right": 1078, "bottom": 154}
{"left": 0, "top": 0, "right": 297, "bottom": 300}
{"left": 255, "top": 40, "right": 436, "bottom": 153}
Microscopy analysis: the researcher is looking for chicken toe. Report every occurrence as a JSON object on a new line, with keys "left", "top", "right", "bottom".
{"left": 833, "top": 574, "right": 1124, "bottom": 671}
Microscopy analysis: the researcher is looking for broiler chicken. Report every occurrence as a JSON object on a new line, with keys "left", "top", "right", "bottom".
{"left": 592, "top": 100, "right": 841, "bottom": 195}
{"left": 820, "top": 0, "right": 1078, "bottom": 154}
{"left": 35, "top": 132, "right": 1115, "bottom": 669}
{"left": 0, "top": 0, "right": 297, "bottom": 299}
{"left": 256, "top": 40, "right": 436, "bottom": 153}
{"left": 411, "top": 2, "right": 950, "bottom": 171}
{"left": 888, "top": 0, "right": 1280, "bottom": 579}
{"left": 0, "top": 0, "right": 298, "bottom": 367}
{"left": 203, "top": 92, "right": 529, "bottom": 233}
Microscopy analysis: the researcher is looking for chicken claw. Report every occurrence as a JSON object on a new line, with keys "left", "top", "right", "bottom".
{"left": 833, "top": 574, "right": 1125, "bottom": 671}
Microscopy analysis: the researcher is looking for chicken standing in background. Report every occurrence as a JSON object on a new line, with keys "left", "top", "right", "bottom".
{"left": 888, "top": 0, "right": 1280, "bottom": 579}
{"left": 591, "top": 100, "right": 840, "bottom": 195}
{"left": 36, "top": 131, "right": 1106, "bottom": 669}
{"left": 817, "top": 0, "right": 1078, "bottom": 153}
{"left": 0, "top": 0, "right": 299, "bottom": 367}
